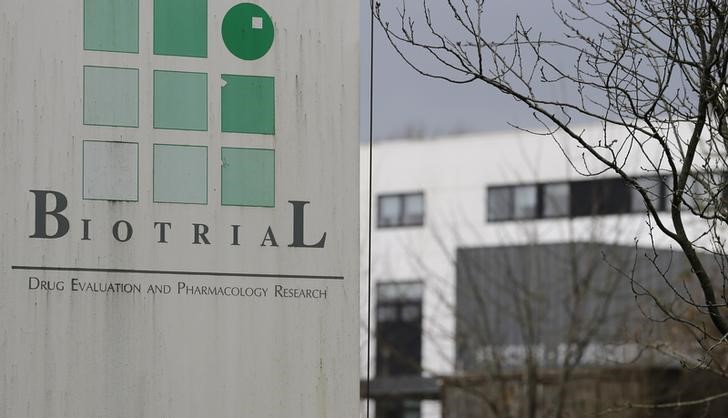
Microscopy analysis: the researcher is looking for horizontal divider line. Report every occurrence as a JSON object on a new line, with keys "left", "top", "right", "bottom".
{"left": 11, "top": 265, "right": 344, "bottom": 281}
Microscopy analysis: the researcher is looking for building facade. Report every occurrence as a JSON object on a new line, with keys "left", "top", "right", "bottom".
{"left": 359, "top": 126, "right": 723, "bottom": 418}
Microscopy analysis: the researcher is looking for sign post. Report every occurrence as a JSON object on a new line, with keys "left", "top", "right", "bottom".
{"left": 0, "top": 0, "right": 359, "bottom": 416}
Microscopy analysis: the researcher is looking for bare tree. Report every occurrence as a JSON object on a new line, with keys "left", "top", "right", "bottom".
{"left": 450, "top": 241, "right": 633, "bottom": 418}
{"left": 364, "top": 208, "right": 707, "bottom": 417}
{"left": 374, "top": 0, "right": 728, "bottom": 343}
{"left": 450, "top": 238, "right": 728, "bottom": 418}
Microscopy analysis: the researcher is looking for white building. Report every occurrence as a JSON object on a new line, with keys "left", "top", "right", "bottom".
{"left": 359, "top": 125, "right": 715, "bottom": 418}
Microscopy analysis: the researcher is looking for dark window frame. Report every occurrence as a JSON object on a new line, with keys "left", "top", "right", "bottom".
{"left": 375, "top": 280, "right": 424, "bottom": 378}
{"left": 485, "top": 185, "right": 514, "bottom": 222}
{"left": 629, "top": 175, "right": 669, "bottom": 213}
{"left": 486, "top": 175, "right": 674, "bottom": 223}
{"left": 511, "top": 184, "right": 539, "bottom": 220}
{"left": 486, "top": 183, "right": 543, "bottom": 222}
{"left": 540, "top": 181, "right": 571, "bottom": 219}
{"left": 377, "top": 192, "right": 425, "bottom": 228}
{"left": 376, "top": 399, "right": 421, "bottom": 418}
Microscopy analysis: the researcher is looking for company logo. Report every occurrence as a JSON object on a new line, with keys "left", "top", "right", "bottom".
{"left": 26, "top": 2, "right": 327, "bottom": 247}
{"left": 82, "top": 0, "right": 277, "bottom": 207}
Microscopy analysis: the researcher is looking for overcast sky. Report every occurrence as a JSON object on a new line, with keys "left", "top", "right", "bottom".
{"left": 360, "top": 0, "right": 570, "bottom": 141}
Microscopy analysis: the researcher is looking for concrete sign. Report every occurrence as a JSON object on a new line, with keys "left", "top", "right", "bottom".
{"left": 0, "top": 0, "right": 359, "bottom": 416}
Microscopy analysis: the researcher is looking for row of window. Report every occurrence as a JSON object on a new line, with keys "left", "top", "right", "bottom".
{"left": 377, "top": 175, "right": 718, "bottom": 227}
{"left": 487, "top": 175, "right": 716, "bottom": 222}
{"left": 488, "top": 178, "right": 636, "bottom": 221}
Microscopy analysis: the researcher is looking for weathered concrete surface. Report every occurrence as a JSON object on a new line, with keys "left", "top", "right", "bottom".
{"left": 0, "top": 0, "right": 359, "bottom": 416}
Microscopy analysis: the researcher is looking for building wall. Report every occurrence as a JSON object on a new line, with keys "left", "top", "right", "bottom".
{"left": 455, "top": 243, "right": 694, "bottom": 370}
{"left": 442, "top": 368, "right": 728, "bottom": 418}
{"left": 358, "top": 126, "right": 716, "bottom": 417}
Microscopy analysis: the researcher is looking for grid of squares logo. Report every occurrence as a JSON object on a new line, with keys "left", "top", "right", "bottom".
{"left": 82, "top": 0, "right": 276, "bottom": 207}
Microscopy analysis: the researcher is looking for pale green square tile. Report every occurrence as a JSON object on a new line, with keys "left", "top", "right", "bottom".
{"left": 154, "top": 144, "right": 208, "bottom": 204}
{"left": 221, "top": 148, "right": 274, "bottom": 207}
{"left": 84, "top": 66, "right": 139, "bottom": 127}
{"left": 154, "top": 71, "right": 208, "bottom": 131}
{"left": 84, "top": 0, "right": 139, "bottom": 53}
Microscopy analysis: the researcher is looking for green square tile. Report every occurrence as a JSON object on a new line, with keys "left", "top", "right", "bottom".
{"left": 154, "top": 144, "right": 207, "bottom": 204}
{"left": 154, "top": 71, "right": 208, "bottom": 131}
{"left": 84, "top": 0, "right": 139, "bottom": 53}
{"left": 84, "top": 66, "right": 139, "bottom": 127}
{"left": 221, "top": 75, "right": 275, "bottom": 135}
{"left": 221, "top": 148, "right": 275, "bottom": 207}
{"left": 154, "top": 0, "right": 207, "bottom": 57}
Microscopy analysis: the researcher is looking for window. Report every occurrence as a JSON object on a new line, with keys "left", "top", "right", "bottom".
{"left": 377, "top": 193, "right": 424, "bottom": 227}
{"left": 488, "top": 177, "right": 656, "bottom": 221}
{"left": 513, "top": 185, "right": 538, "bottom": 219}
{"left": 376, "top": 399, "right": 421, "bottom": 418}
{"left": 663, "top": 172, "right": 728, "bottom": 214}
{"left": 570, "top": 177, "right": 631, "bottom": 217}
{"left": 486, "top": 185, "right": 537, "bottom": 221}
{"left": 402, "top": 193, "right": 425, "bottom": 225}
{"left": 542, "top": 183, "right": 570, "bottom": 217}
{"left": 630, "top": 176, "right": 668, "bottom": 213}
{"left": 487, "top": 186, "right": 512, "bottom": 221}
{"left": 378, "top": 195, "right": 402, "bottom": 227}
{"left": 721, "top": 172, "right": 728, "bottom": 214}
{"left": 486, "top": 174, "right": 724, "bottom": 222}
{"left": 685, "top": 174, "right": 709, "bottom": 212}
{"left": 376, "top": 281, "right": 423, "bottom": 377}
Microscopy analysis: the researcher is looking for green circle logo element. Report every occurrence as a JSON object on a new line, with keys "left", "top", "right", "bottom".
{"left": 222, "top": 3, "right": 274, "bottom": 61}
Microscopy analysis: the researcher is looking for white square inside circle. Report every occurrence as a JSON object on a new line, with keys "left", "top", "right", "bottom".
{"left": 252, "top": 16, "right": 263, "bottom": 29}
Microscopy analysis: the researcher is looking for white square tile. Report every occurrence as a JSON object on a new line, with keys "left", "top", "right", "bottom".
{"left": 252, "top": 16, "right": 263, "bottom": 29}
{"left": 83, "top": 141, "right": 138, "bottom": 201}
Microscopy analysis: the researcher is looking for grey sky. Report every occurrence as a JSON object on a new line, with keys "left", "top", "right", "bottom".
{"left": 360, "top": 0, "right": 569, "bottom": 141}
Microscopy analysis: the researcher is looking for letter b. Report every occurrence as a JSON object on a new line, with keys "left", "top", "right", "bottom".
{"left": 29, "top": 190, "right": 70, "bottom": 239}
